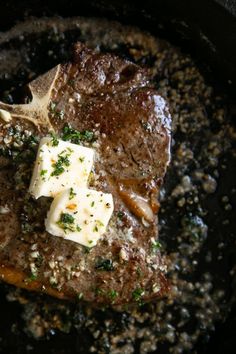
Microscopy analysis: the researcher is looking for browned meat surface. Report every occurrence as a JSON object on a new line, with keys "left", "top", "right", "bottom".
{"left": 0, "top": 43, "right": 171, "bottom": 306}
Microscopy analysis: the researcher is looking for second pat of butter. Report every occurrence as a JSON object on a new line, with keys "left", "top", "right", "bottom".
{"left": 29, "top": 137, "right": 94, "bottom": 199}
{"left": 45, "top": 187, "right": 114, "bottom": 247}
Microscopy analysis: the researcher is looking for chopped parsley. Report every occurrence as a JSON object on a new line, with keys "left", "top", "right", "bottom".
{"left": 79, "top": 156, "right": 85, "bottom": 162}
{"left": 117, "top": 211, "right": 124, "bottom": 219}
{"left": 132, "top": 288, "right": 145, "bottom": 302}
{"left": 59, "top": 213, "right": 74, "bottom": 224}
{"left": 40, "top": 169, "right": 47, "bottom": 175}
{"left": 95, "top": 287, "right": 105, "bottom": 296}
{"left": 55, "top": 110, "right": 64, "bottom": 120}
{"left": 26, "top": 134, "right": 39, "bottom": 147}
{"left": 93, "top": 220, "right": 104, "bottom": 233}
{"left": 27, "top": 273, "right": 37, "bottom": 282}
{"left": 83, "top": 246, "right": 91, "bottom": 254}
{"left": 91, "top": 201, "right": 95, "bottom": 207}
{"left": 50, "top": 133, "right": 59, "bottom": 146}
{"left": 49, "top": 101, "right": 64, "bottom": 120}
{"left": 95, "top": 258, "right": 114, "bottom": 271}
{"left": 96, "top": 220, "right": 104, "bottom": 227}
{"left": 69, "top": 187, "right": 76, "bottom": 200}
{"left": 94, "top": 288, "right": 118, "bottom": 303}
{"left": 57, "top": 212, "right": 75, "bottom": 232}
{"left": 51, "top": 151, "right": 71, "bottom": 177}
{"left": 40, "top": 169, "right": 47, "bottom": 180}
{"left": 62, "top": 123, "right": 94, "bottom": 144}
{"left": 151, "top": 240, "right": 162, "bottom": 252}
{"left": 57, "top": 212, "right": 82, "bottom": 233}
{"left": 108, "top": 289, "right": 118, "bottom": 301}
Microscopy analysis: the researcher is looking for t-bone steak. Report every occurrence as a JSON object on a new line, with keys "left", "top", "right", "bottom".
{"left": 0, "top": 43, "right": 171, "bottom": 306}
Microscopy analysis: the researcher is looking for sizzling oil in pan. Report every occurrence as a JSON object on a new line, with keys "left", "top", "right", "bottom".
{"left": 0, "top": 17, "right": 235, "bottom": 354}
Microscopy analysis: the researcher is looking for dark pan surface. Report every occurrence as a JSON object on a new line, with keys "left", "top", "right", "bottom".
{"left": 0, "top": 15, "right": 235, "bottom": 354}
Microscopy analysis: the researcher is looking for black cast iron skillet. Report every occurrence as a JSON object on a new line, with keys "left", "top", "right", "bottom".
{"left": 0, "top": 1, "right": 236, "bottom": 353}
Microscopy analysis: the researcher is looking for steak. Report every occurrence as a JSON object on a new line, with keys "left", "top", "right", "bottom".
{"left": 0, "top": 43, "right": 171, "bottom": 306}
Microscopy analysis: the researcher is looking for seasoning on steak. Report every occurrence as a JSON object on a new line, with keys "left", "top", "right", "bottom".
{"left": 0, "top": 43, "right": 171, "bottom": 306}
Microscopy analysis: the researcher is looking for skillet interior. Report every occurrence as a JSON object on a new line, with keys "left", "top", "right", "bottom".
{"left": 0, "top": 1, "right": 236, "bottom": 353}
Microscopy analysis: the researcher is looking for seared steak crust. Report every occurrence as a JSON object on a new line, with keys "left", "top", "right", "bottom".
{"left": 0, "top": 44, "right": 171, "bottom": 306}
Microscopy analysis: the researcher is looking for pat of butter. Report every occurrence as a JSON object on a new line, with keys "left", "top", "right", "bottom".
{"left": 29, "top": 137, "right": 94, "bottom": 199}
{"left": 45, "top": 188, "right": 114, "bottom": 247}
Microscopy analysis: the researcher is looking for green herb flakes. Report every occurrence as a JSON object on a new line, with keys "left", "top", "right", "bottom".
{"left": 69, "top": 187, "right": 76, "bottom": 200}
{"left": 50, "top": 133, "right": 59, "bottom": 146}
{"left": 95, "top": 258, "right": 114, "bottom": 271}
{"left": 51, "top": 151, "right": 71, "bottom": 177}
{"left": 132, "top": 288, "right": 145, "bottom": 302}
{"left": 62, "top": 123, "right": 94, "bottom": 144}
{"left": 57, "top": 212, "right": 75, "bottom": 232}
{"left": 40, "top": 169, "right": 47, "bottom": 180}
{"left": 49, "top": 102, "right": 64, "bottom": 120}
{"left": 27, "top": 273, "right": 37, "bottom": 282}
{"left": 96, "top": 220, "right": 104, "bottom": 227}
{"left": 117, "top": 211, "right": 124, "bottom": 219}
{"left": 56, "top": 110, "right": 64, "bottom": 120}
{"left": 151, "top": 240, "right": 162, "bottom": 252}
{"left": 108, "top": 289, "right": 118, "bottom": 301}
{"left": 60, "top": 213, "right": 74, "bottom": 224}
{"left": 83, "top": 246, "right": 91, "bottom": 254}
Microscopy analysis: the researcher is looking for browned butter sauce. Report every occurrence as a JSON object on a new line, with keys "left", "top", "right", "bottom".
{"left": 0, "top": 16, "right": 236, "bottom": 354}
